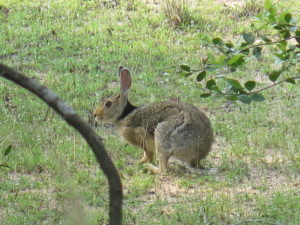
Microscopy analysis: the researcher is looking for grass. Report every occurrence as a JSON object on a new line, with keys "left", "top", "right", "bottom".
{"left": 161, "top": 0, "right": 193, "bottom": 27}
{"left": 1, "top": 0, "right": 300, "bottom": 224}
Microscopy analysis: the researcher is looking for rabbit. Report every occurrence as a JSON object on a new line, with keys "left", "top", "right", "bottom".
{"left": 93, "top": 66, "right": 214, "bottom": 174}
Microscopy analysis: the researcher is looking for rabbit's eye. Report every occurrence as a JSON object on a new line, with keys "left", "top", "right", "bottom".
{"left": 105, "top": 101, "right": 112, "bottom": 108}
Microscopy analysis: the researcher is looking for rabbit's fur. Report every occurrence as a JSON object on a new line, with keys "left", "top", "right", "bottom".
{"left": 93, "top": 66, "right": 214, "bottom": 174}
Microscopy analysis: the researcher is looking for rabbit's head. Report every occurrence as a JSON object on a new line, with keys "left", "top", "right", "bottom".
{"left": 93, "top": 66, "right": 132, "bottom": 123}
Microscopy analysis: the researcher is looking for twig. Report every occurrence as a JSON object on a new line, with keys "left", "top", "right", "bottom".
{"left": 0, "top": 64, "right": 123, "bottom": 225}
{"left": 249, "top": 76, "right": 300, "bottom": 94}
{"left": 240, "top": 36, "right": 299, "bottom": 52}
{"left": 204, "top": 76, "right": 299, "bottom": 97}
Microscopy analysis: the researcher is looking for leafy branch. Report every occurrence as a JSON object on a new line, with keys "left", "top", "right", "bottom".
{"left": 249, "top": 76, "right": 300, "bottom": 94}
{"left": 240, "top": 35, "right": 299, "bottom": 52}
{"left": 172, "top": 1, "right": 299, "bottom": 104}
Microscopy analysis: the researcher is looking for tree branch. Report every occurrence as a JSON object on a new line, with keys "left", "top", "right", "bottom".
{"left": 249, "top": 76, "right": 300, "bottom": 94}
{"left": 0, "top": 63, "right": 122, "bottom": 225}
{"left": 204, "top": 76, "right": 299, "bottom": 98}
{"left": 240, "top": 36, "right": 300, "bottom": 52}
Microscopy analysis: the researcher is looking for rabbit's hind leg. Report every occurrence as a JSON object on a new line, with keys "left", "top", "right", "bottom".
{"left": 145, "top": 145, "right": 170, "bottom": 174}
{"left": 157, "top": 152, "right": 169, "bottom": 174}
{"left": 152, "top": 121, "right": 174, "bottom": 174}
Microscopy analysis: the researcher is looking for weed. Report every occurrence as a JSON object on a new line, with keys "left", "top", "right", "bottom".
{"left": 240, "top": 0, "right": 263, "bottom": 17}
{"left": 161, "top": 0, "right": 192, "bottom": 27}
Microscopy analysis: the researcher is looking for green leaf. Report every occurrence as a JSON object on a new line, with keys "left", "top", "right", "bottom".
{"left": 269, "top": 71, "right": 281, "bottom": 82}
{"left": 196, "top": 71, "right": 206, "bottom": 82}
{"left": 225, "top": 42, "right": 234, "bottom": 49}
{"left": 277, "top": 41, "right": 287, "bottom": 51}
{"left": 244, "top": 81, "right": 256, "bottom": 91}
{"left": 268, "top": 14, "right": 276, "bottom": 23}
{"left": 262, "top": 37, "right": 272, "bottom": 42}
{"left": 179, "top": 72, "right": 193, "bottom": 78}
{"left": 241, "top": 42, "right": 249, "bottom": 48}
{"left": 251, "top": 93, "right": 265, "bottom": 102}
{"left": 295, "top": 30, "right": 300, "bottom": 43}
{"left": 243, "top": 33, "right": 255, "bottom": 44}
{"left": 180, "top": 64, "right": 190, "bottom": 72}
{"left": 281, "top": 30, "right": 291, "bottom": 39}
{"left": 200, "top": 93, "right": 211, "bottom": 98}
{"left": 213, "top": 55, "right": 227, "bottom": 66}
{"left": 165, "top": 69, "right": 174, "bottom": 74}
{"left": 286, "top": 78, "right": 296, "bottom": 84}
{"left": 4, "top": 145, "right": 12, "bottom": 156}
{"left": 273, "top": 25, "right": 283, "bottom": 30}
{"left": 228, "top": 54, "right": 244, "bottom": 66}
{"left": 206, "top": 79, "right": 216, "bottom": 90}
{"left": 163, "top": 69, "right": 174, "bottom": 76}
{"left": 241, "top": 48, "right": 250, "bottom": 55}
{"left": 238, "top": 95, "right": 252, "bottom": 104}
{"left": 284, "top": 13, "right": 292, "bottom": 23}
{"left": 212, "top": 38, "right": 224, "bottom": 46}
{"left": 226, "top": 95, "right": 238, "bottom": 101}
{"left": 275, "top": 53, "right": 288, "bottom": 60}
{"left": 226, "top": 78, "right": 243, "bottom": 89}
{"left": 253, "top": 47, "right": 262, "bottom": 59}
{"left": 278, "top": 41, "right": 287, "bottom": 52}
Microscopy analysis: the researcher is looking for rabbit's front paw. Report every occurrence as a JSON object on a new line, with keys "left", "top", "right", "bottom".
{"left": 139, "top": 156, "right": 148, "bottom": 163}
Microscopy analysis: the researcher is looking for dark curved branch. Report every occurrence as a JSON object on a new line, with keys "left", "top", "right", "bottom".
{"left": 0, "top": 63, "right": 122, "bottom": 225}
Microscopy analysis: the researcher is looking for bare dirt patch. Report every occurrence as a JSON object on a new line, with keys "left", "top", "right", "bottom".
{"left": 129, "top": 133, "right": 299, "bottom": 212}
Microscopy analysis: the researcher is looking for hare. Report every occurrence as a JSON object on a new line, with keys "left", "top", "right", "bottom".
{"left": 93, "top": 66, "right": 214, "bottom": 174}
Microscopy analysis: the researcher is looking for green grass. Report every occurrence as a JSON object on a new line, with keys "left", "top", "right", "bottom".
{"left": 1, "top": 0, "right": 300, "bottom": 224}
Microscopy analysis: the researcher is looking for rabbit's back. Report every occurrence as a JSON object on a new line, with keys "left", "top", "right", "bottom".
{"left": 117, "top": 101, "right": 213, "bottom": 163}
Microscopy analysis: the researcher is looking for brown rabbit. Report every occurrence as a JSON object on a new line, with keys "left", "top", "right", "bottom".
{"left": 93, "top": 66, "right": 214, "bottom": 174}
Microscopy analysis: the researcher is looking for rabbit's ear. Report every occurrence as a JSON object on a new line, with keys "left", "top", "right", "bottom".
{"left": 119, "top": 68, "right": 131, "bottom": 98}
{"left": 118, "top": 66, "right": 125, "bottom": 76}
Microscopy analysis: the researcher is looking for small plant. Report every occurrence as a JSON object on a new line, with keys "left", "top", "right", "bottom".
{"left": 173, "top": 0, "right": 300, "bottom": 104}
{"left": 238, "top": 0, "right": 263, "bottom": 17}
{"left": 161, "top": 0, "right": 192, "bottom": 27}
{"left": 100, "top": 0, "right": 120, "bottom": 9}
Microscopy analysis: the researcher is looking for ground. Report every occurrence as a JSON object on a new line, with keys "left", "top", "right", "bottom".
{"left": 0, "top": 0, "right": 299, "bottom": 224}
